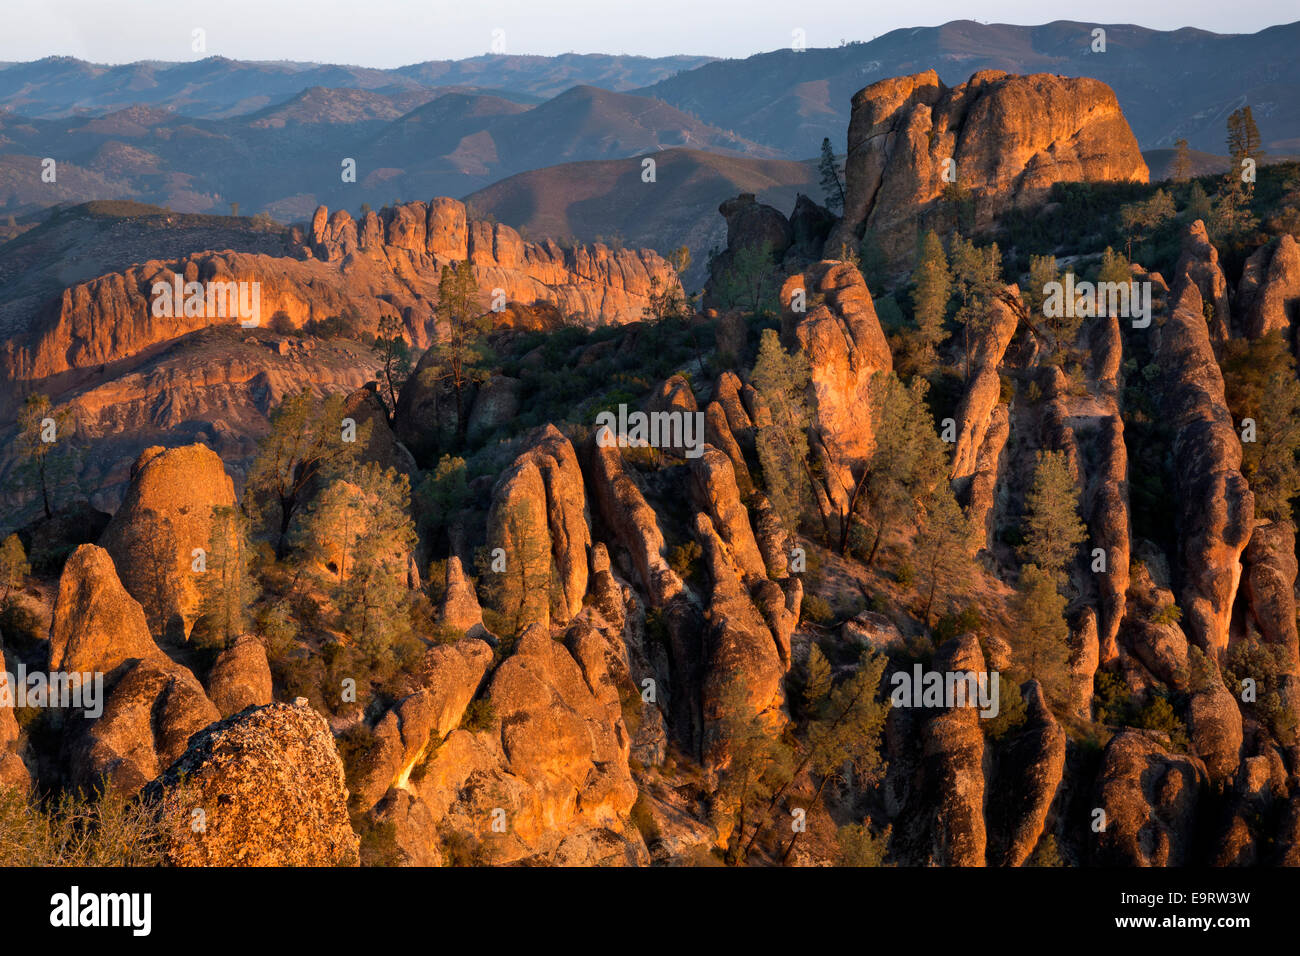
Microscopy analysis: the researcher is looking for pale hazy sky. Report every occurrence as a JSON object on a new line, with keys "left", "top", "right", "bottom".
{"left": 4, "top": 0, "right": 1296, "bottom": 66}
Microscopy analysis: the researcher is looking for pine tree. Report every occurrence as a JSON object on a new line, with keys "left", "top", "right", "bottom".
{"left": 914, "top": 484, "right": 975, "bottom": 626}
{"left": 818, "top": 138, "right": 846, "bottom": 213}
{"left": 1221, "top": 331, "right": 1300, "bottom": 521}
{"left": 14, "top": 394, "right": 79, "bottom": 520}
{"left": 246, "top": 389, "right": 369, "bottom": 558}
{"left": 1014, "top": 564, "right": 1070, "bottom": 702}
{"left": 751, "top": 329, "right": 814, "bottom": 530}
{"left": 714, "top": 241, "right": 779, "bottom": 316}
{"left": 197, "top": 506, "right": 253, "bottom": 645}
{"left": 433, "top": 260, "right": 490, "bottom": 442}
{"left": 0, "top": 534, "right": 30, "bottom": 598}
{"left": 375, "top": 314, "right": 411, "bottom": 422}
{"left": 1020, "top": 449, "right": 1087, "bottom": 588}
{"left": 949, "top": 238, "right": 1003, "bottom": 380}
{"left": 1185, "top": 182, "right": 1212, "bottom": 223}
{"left": 911, "top": 230, "right": 950, "bottom": 368}
{"left": 848, "top": 372, "right": 950, "bottom": 560}
{"left": 1025, "top": 253, "right": 1059, "bottom": 330}
{"left": 803, "top": 643, "right": 833, "bottom": 716}
{"left": 1170, "top": 139, "right": 1192, "bottom": 182}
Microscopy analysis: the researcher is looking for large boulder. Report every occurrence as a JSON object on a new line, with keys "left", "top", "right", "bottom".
{"left": 48, "top": 544, "right": 167, "bottom": 677}
{"left": 100, "top": 443, "right": 236, "bottom": 641}
{"left": 205, "top": 636, "right": 273, "bottom": 718}
{"left": 143, "top": 702, "right": 358, "bottom": 866}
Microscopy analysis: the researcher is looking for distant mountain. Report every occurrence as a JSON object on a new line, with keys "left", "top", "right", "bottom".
{"left": 464, "top": 147, "right": 819, "bottom": 289}
{"left": 638, "top": 20, "right": 1300, "bottom": 156}
{"left": 0, "top": 85, "right": 776, "bottom": 222}
{"left": 0, "top": 53, "right": 716, "bottom": 118}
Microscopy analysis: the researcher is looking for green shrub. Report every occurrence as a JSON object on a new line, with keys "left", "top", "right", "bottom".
{"left": 802, "top": 594, "right": 835, "bottom": 626}
{"left": 460, "top": 699, "right": 496, "bottom": 732}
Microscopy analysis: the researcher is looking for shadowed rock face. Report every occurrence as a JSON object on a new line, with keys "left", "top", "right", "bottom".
{"left": 206, "top": 636, "right": 273, "bottom": 718}
{"left": 1156, "top": 223, "right": 1255, "bottom": 658}
{"left": 1239, "top": 234, "right": 1300, "bottom": 340}
{"left": 1092, "top": 730, "right": 1208, "bottom": 866}
{"left": 828, "top": 70, "right": 1148, "bottom": 268}
{"left": 143, "top": 702, "right": 359, "bottom": 866}
{"left": 0, "top": 648, "right": 30, "bottom": 792}
{"left": 988, "top": 681, "right": 1065, "bottom": 866}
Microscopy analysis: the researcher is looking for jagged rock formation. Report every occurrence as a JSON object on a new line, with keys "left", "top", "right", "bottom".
{"left": 950, "top": 288, "right": 1019, "bottom": 481}
{"left": 987, "top": 681, "right": 1065, "bottom": 866}
{"left": 1155, "top": 222, "right": 1255, "bottom": 657}
{"left": 3, "top": 199, "right": 679, "bottom": 387}
{"left": 917, "top": 635, "right": 988, "bottom": 866}
{"left": 1238, "top": 234, "right": 1300, "bottom": 339}
{"left": 143, "top": 701, "right": 359, "bottom": 866}
{"left": 351, "top": 638, "right": 493, "bottom": 810}
{"left": 828, "top": 70, "right": 1148, "bottom": 267}
{"left": 781, "top": 261, "right": 892, "bottom": 519}
{"left": 100, "top": 443, "right": 236, "bottom": 640}
{"left": 410, "top": 624, "right": 643, "bottom": 865}
{"left": 485, "top": 425, "right": 590, "bottom": 630}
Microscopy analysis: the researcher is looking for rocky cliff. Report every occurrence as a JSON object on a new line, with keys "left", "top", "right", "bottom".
{"left": 827, "top": 70, "right": 1148, "bottom": 268}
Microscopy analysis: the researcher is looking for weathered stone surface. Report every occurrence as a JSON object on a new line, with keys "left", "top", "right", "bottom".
{"left": 486, "top": 425, "right": 590, "bottom": 629}
{"left": 48, "top": 544, "right": 167, "bottom": 677}
{"left": 988, "top": 681, "right": 1065, "bottom": 866}
{"left": 100, "top": 443, "right": 236, "bottom": 640}
{"left": 353, "top": 638, "right": 493, "bottom": 810}
{"left": 697, "top": 513, "right": 786, "bottom": 768}
{"left": 1091, "top": 729, "right": 1208, "bottom": 866}
{"left": 412, "top": 625, "right": 640, "bottom": 864}
{"left": 1066, "top": 608, "right": 1100, "bottom": 722}
{"left": 1156, "top": 227, "right": 1255, "bottom": 657}
{"left": 828, "top": 70, "right": 1147, "bottom": 267}
{"left": 920, "top": 634, "right": 988, "bottom": 866}
{"left": 436, "top": 555, "right": 485, "bottom": 635}
{"left": 1176, "top": 219, "right": 1232, "bottom": 349}
{"left": 70, "top": 656, "right": 220, "bottom": 794}
{"left": 143, "top": 701, "right": 359, "bottom": 866}
{"left": 842, "top": 611, "right": 905, "bottom": 654}
{"left": 206, "top": 635, "right": 273, "bottom": 718}
{"left": 1089, "top": 414, "right": 1130, "bottom": 664}
{"left": 782, "top": 260, "right": 892, "bottom": 515}
{"left": 0, "top": 647, "right": 29, "bottom": 792}
{"left": 1188, "top": 678, "right": 1244, "bottom": 782}
{"left": 950, "top": 290, "right": 1019, "bottom": 481}
{"left": 466, "top": 374, "right": 522, "bottom": 444}
{"left": 1243, "top": 519, "right": 1299, "bottom": 654}
{"left": 689, "top": 446, "right": 765, "bottom": 583}
{"left": 1239, "top": 234, "right": 1300, "bottom": 340}
{"left": 587, "top": 439, "right": 683, "bottom": 607}
{"left": 961, "top": 401, "right": 1008, "bottom": 556}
